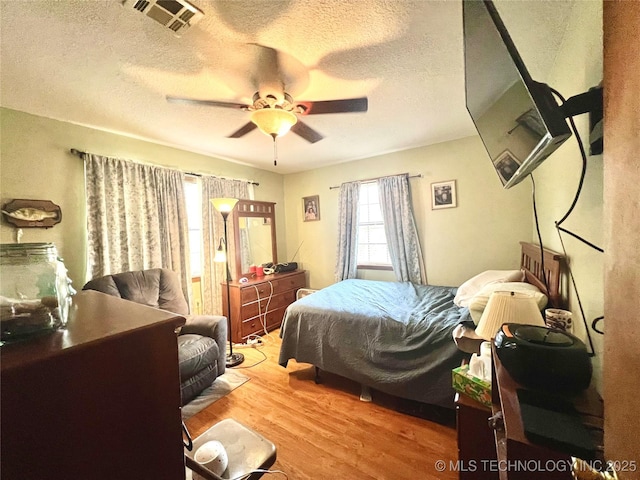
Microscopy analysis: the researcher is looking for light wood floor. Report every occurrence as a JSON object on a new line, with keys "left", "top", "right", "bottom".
{"left": 186, "top": 330, "right": 459, "bottom": 480}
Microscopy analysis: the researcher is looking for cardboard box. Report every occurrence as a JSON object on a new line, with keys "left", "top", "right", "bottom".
{"left": 452, "top": 365, "right": 492, "bottom": 408}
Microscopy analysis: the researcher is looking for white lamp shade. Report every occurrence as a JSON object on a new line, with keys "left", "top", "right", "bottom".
{"left": 210, "top": 198, "right": 239, "bottom": 214}
{"left": 475, "top": 290, "right": 545, "bottom": 341}
{"left": 250, "top": 108, "right": 297, "bottom": 137}
{"left": 214, "top": 247, "right": 226, "bottom": 263}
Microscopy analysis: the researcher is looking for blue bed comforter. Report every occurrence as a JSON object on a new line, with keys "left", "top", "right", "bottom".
{"left": 279, "top": 279, "right": 471, "bottom": 408}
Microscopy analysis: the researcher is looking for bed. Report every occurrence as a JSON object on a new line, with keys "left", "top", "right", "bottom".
{"left": 278, "top": 242, "right": 563, "bottom": 408}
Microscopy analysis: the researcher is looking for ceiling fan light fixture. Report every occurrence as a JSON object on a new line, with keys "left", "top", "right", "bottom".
{"left": 250, "top": 109, "right": 297, "bottom": 138}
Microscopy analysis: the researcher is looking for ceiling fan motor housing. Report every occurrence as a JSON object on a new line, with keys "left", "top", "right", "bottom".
{"left": 250, "top": 92, "right": 296, "bottom": 112}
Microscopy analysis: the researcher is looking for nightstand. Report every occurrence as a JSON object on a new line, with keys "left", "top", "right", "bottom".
{"left": 489, "top": 344, "right": 603, "bottom": 480}
{"left": 456, "top": 391, "right": 499, "bottom": 480}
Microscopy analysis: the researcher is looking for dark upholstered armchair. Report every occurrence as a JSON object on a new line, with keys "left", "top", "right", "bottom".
{"left": 83, "top": 268, "right": 227, "bottom": 405}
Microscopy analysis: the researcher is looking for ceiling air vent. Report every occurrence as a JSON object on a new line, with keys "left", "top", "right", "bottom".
{"left": 123, "top": 0, "right": 204, "bottom": 37}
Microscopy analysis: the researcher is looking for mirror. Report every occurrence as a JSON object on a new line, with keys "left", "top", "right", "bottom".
{"left": 232, "top": 200, "right": 277, "bottom": 279}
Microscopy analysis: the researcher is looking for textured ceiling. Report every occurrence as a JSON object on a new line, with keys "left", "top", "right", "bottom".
{"left": 0, "top": 0, "right": 576, "bottom": 174}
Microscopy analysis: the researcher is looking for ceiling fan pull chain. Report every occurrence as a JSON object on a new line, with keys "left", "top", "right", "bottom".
{"left": 272, "top": 135, "right": 278, "bottom": 166}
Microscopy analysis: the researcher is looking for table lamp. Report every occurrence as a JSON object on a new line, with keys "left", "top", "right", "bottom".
{"left": 475, "top": 290, "right": 545, "bottom": 341}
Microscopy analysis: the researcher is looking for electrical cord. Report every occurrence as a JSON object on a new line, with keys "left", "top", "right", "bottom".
{"left": 253, "top": 281, "right": 276, "bottom": 340}
{"left": 549, "top": 86, "right": 604, "bottom": 253}
{"left": 551, "top": 87, "right": 604, "bottom": 341}
{"left": 530, "top": 175, "right": 549, "bottom": 293}
{"left": 230, "top": 280, "right": 279, "bottom": 369}
{"left": 556, "top": 229, "right": 597, "bottom": 355}
{"left": 592, "top": 316, "right": 604, "bottom": 334}
{"left": 226, "top": 469, "right": 289, "bottom": 480}
{"left": 264, "top": 283, "right": 274, "bottom": 337}
{"left": 531, "top": 172, "right": 599, "bottom": 354}
{"left": 528, "top": 87, "right": 604, "bottom": 350}
{"left": 232, "top": 347, "right": 267, "bottom": 369}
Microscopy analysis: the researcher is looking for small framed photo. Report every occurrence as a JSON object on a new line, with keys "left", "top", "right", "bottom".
{"left": 431, "top": 180, "right": 457, "bottom": 210}
{"left": 303, "top": 195, "right": 320, "bottom": 222}
{"left": 494, "top": 150, "right": 521, "bottom": 185}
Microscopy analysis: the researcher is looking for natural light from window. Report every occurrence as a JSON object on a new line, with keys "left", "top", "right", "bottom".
{"left": 184, "top": 178, "right": 202, "bottom": 278}
{"left": 357, "top": 182, "right": 391, "bottom": 268}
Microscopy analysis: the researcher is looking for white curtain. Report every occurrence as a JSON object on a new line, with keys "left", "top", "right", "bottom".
{"left": 377, "top": 174, "right": 426, "bottom": 284}
{"left": 200, "top": 176, "right": 249, "bottom": 315}
{"left": 84, "top": 153, "right": 191, "bottom": 298}
{"left": 334, "top": 181, "right": 360, "bottom": 281}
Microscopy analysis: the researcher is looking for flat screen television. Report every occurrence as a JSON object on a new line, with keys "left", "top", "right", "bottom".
{"left": 463, "top": 0, "right": 572, "bottom": 189}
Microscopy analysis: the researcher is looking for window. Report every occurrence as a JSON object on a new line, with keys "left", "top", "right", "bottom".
{"left": 357, "top": 182, "right": 391, "bottom": 268}
{"left": 184, "top": 177, "right": 202, "bottom": 278}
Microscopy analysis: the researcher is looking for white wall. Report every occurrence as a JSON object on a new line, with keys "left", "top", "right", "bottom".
{"left": 283, "top": 136, "right": 533, "bottom": 290}
{"left": 529, "top": 1, "right": 604, "bottom": 389}
{"left": 0, "top": 108, "right": 285, "bottom": 288}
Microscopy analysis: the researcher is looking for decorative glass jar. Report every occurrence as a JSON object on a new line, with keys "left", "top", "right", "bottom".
{"left": 0, "top": 243, "right": 74, "bottom": 344}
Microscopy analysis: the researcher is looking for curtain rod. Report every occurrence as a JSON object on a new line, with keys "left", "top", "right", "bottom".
{"left": 184, "top": 172, "right": 259, "bottom": 186}
{"left": 70, "top": 148, "right": 259, "bottom": 186}
{"left": 329, "top": 173, "right": 423, "bottom": 190}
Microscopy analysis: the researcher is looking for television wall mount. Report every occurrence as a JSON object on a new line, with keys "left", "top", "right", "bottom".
{"left": 559, "top": 85, "right": 603, "bottom": 155}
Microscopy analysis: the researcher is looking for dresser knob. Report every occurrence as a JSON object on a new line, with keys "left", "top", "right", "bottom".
{"left": 488, "top": 411, "right": 504, "bottom": 431}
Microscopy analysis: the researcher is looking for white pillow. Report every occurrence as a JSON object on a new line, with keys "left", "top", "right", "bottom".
{"left": 468, "top": 282, "right": 548, "bottom": 324}
{"left": 454, "top": 270, "right": 525, "bottom": 307}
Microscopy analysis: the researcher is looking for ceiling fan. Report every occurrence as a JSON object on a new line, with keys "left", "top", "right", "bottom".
{"left": 166, "top": 45, "right": 368, "bottom": 146}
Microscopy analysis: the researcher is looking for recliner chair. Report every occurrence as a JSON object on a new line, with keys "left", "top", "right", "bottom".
{"left": 83, "top": 268, "right": 227, "bottom": 405}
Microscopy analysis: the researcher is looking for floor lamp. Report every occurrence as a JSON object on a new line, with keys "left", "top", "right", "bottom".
{"left": 210, "top": 197, "right": 244, "bottom": 368}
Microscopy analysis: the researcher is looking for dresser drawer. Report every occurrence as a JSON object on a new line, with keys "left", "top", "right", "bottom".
{"left": 241, "top": 292, "right": 292, "bottom": 321}
{"left": 241, "top": 307, "right": 287, "bottom": 339}
{"left": 266, "top": 306, "right": 287, "bottom": 330}
{"left": 226, "top": 270, "right": 306, "bottom": 343}
{"left": 240, "top": 282, "right": 275, "bottom": 304}
{"left": 272, "top": 273, "right": 306, "bottom": 292}
{"left": 240, "top": 272, "right": 305, "bottom": 305}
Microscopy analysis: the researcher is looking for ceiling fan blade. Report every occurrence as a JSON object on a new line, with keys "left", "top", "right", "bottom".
{"left": 166, "top": 96, "right": 249, "bottom": 110}
{"left": 290, "top": 121, "right": 324, "bottom": 144}
{"left": 296, "top": 97, "right": 368, "bottom": 115}
{"left": 227, "top": 122, "right": 258, "bottom": 138}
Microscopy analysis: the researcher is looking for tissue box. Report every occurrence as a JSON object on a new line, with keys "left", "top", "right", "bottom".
{"left": 452, "top": 365, "right": 492, "bottom": 408}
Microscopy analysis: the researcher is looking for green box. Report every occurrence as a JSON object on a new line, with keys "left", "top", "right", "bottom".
{"left": 452, "top": 365, "right": 492, "bottom": 408}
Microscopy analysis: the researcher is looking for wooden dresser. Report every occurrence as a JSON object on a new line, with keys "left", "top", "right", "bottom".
{"left": 0, "top": 290, "right": 186, "bottom": 480}
{"left": 222, "top": 270, "right": 306, "bottom": 342}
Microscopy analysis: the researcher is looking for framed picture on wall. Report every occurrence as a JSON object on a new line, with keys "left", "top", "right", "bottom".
{"left": 494, "top": 150, "right": 521, "bottom": 185}
{"left": 303, "top": 195, "right": 320, "bottom": 221}
{"left": 431, "top": 180, "right": 457, "bottom": 210}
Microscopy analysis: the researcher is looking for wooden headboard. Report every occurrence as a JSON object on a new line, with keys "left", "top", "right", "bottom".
{"left": 520, "top": 241, "right": 564, "bottom": 308}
